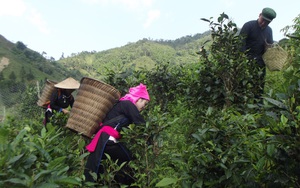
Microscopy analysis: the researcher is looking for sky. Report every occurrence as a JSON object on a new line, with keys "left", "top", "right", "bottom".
{"left": 0, "top": 0, "right": 299, "bottom": 60}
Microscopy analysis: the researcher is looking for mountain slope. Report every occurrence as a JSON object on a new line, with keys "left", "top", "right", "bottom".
{"left": 0, "top": 34, "right": 80, "bottom": 84}
{"left": 58, "top": 32, "right": 211, "bottom": 78}
{"left": 0, "top": 31, "right": 211, "bottom": 83}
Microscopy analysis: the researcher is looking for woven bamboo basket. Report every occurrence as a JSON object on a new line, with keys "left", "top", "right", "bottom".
{"left": 37, "top": 79, "right": 57, "bottom": 108}
{"left": 263, "top": 44, "right": 288, "bottom": 71}
{"left": 66, "top": 77, "right": 121, "bottom": 138}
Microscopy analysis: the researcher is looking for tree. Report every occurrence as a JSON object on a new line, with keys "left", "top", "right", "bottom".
{"left": 26, "top": 69, "right": 35, "bottom": 81}
{"left": 198, "top": 13, "right": 258, "bottom": 108}
{"left": 0, "top": 72, "right": 4, "bottom": 81}
{"left": 15, "top": 41, "right": 27, "bottom": 51}
{"left": 9, "top": 71, "right": 16, "bottom": 81}
{"left": 20, "top": 66, "right": 26, "bottom": 82}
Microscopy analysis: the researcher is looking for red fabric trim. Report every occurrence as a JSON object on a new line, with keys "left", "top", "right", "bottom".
{"left": 86, "top": 126, "right": 120, "bottom": 152}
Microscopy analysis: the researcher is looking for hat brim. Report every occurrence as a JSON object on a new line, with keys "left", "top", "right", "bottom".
{"left": 262, "top": 16, "right": 272, "bottom": 22}
{"left": 54, "top": 77, "right": 80, "bottom": 89}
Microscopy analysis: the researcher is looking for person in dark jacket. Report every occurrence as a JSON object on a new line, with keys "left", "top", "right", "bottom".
{"left": 84, "top": 83, "right": 150, "bottom": 186}
{"left": 44, "top": 77, "right": 80, "bottom": 125}
{"left": 239, "top": 7, "right": 276, "bottom": 102}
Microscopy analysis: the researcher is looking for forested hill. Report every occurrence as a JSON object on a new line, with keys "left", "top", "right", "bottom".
{"left": 0, "top": 30, "right": 211, "bottom": 83}
{"left": 155, "top": 31, "right": 211, "bottom": 49}
{"left": 0, "top": 34, "right": 79, "bottom": 84}
{"left": 58, "top": 31, "right": 211, "bottom": 78}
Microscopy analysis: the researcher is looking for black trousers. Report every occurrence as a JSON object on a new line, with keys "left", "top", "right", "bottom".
{"left": 84, "top": 140, "right": 135, "bottom": 185}
{"left": 43, "top": 110, "right": 53, "bottom": 125}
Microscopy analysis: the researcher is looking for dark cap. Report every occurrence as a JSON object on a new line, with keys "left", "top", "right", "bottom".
{"left": 262, "top": 7, "right": 276, "bottom": 22}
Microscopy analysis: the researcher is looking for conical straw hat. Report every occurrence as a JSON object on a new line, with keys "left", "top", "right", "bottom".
{"left": 54, "top": 77, "right": 80, "bottom": 89}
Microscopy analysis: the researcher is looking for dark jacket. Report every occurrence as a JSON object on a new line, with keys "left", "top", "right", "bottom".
{"left": 103, "top": 100, "right": 145, "bottom": 131}
{"left": 84, "top": 100, "right": 146, "bottom": 184}
{"left": 240, "top": 20, "right": 273, "bottom": 67}
{"left": 49, "top": 89, "right": 74, "bottom": 112}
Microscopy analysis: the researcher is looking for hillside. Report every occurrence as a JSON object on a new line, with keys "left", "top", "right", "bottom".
{"left": 58, "top": 32, "right": 211, "bottom": 78}
{"left": 0, "top": 34, "right": 80, "bottom": 84}
{"left": 0, "top": 31, "right": 211, "bottom": 82}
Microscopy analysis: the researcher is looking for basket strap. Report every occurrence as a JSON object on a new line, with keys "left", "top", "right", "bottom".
{"left": 103, "top": 115, "right": 126, "bottom": 126}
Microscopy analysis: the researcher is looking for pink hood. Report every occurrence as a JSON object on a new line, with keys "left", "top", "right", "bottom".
{"left": 120, "top": 83, "right": 150, "bottom": 104}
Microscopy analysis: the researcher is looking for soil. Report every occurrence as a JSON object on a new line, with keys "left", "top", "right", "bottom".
{"left": 0, "top": 57, "right": 10, "bottom": 72}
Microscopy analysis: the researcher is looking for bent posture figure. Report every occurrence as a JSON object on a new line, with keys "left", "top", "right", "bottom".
{"left": 84, "top": 83, "right": 150, "bottom": 186}
{"left": 44, "top": 77, "right": 80, "bottom": 125}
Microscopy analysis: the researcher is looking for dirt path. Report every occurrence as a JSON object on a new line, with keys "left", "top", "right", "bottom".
{"left": 0, "top": 57, "right": 10, "bottom": 72}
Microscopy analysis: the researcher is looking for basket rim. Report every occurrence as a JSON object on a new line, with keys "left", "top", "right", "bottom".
{"left": 46, "top": 79, "right": 58, "bottom": 84}
{"left": 81, "top": 77, "right": 116, "bottom": 88}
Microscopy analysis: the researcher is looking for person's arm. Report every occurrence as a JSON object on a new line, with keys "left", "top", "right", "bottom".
{"left": 60, "top": 96, "right": 74, "bottom": 114}
{"left": 266, "top": 27, "right": 274, "bottom": 44}
{"left": 70, "top": 95, "right": 75, "bottom": 108}
{"left": 239, "top": 22, "right": 251, "bottom": 52}
{"left": 49, "top": 90, "right": 63, "bottom": 112}
{"left": 122, "top": 101, "right": 146, "bottom": 125}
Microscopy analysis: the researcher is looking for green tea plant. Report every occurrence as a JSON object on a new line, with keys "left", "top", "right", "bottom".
{"left": 259, "top": 14, "right": 300, "bottom": 186}
{"left": 0, "top": 114, "right": 88, "bottom": 187}
{"left": 2, "top": 13, "right": 300, "bottom": 188}
{"left": 197, "top": 13, "right": 261, "bottom": 108}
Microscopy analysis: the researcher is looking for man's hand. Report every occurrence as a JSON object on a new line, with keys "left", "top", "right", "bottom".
{"left": 62, "top": 108, "right": 70, "bottom": 114}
